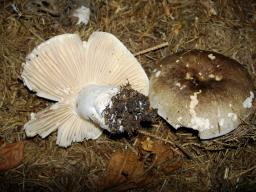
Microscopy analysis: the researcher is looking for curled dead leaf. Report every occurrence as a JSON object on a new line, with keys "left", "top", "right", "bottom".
{"left": 0, "top": 141, "right": 24, "bottom": 171}
{"left": 141, "top": 137, "right": 172, "bottom": 164}
{"left": 141, "top": 137, "right": 183, "bottom": 173}
{"left": 100, "top": 151, "right": 151, "bottom": 191}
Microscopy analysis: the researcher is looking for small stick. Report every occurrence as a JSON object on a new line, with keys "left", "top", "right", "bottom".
{"left": 230, "top": 165, "right": 256, "bottom": 179}
{"left": 134, "top": 42, "right": 169, "bottom": 56}
{"left": 251, "top": 63, "right": 255, "bottom": 75}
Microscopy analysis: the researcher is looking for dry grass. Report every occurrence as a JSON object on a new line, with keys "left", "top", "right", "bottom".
{"left": 0, "top": 0, "right": 256, "bottom": 191}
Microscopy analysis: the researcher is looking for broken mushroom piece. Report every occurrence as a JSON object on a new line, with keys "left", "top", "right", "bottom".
{"left": 21, "top": 32, "right": 150, "bottom": 147}
{"left": 149, "top": 50, "right": 255, "bottom": 139}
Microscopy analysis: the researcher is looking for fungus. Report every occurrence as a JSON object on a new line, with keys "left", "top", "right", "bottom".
{"left": 149, "top": 50, "right": 255, "bottom": 139}
{"left": 21, "top": 32, "right": 152, "bottom": 147}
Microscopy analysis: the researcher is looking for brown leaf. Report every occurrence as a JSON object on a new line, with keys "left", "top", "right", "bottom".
{"left": 141, "top": 137, "right": 171, "bottom": 164}
{"left": 101, "top": 151, "right": 150, "bottom": 191}
{"left": 141, "top": 138, "right": 182, "bottom": 173}
{"left": 0, "top": 141, "right": 24, "bottom": 171}
{"left": 162, "top": 158, "right": 183, "bottom": 174}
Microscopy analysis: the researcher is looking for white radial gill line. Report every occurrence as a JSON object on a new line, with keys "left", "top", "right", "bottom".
{"left": 97, "top": 41, "right": 113, "bottom": 83}
{"left": 31, "top": 54, "right": 70, "bottom": 95}
{"left": 36, "top": 54, "right": 68, "bottom": 90}
{"left": 27, "top": 107, "right": 72, "bottom": 137}
{"left": 39, "top": 51, "right": 74, "bottom": 89}
{"left": 24, "top": 69, "right": 60, "bottom": 100}
{"left": 66, "top": 115, "right": 77, "bottom": 142}
{"left": 86, "top": 40, "right": 97, "bottom": 82}
{"left": 90, "top": 39, "right": 103, "bottom": 82}
{"left": 27, "top": 52, "right": 71, "bottom": 95}
{"left": 99, "top": 45, "right": 115, "bottom": 82}
{"left": 110, "top": 63, "right": 139, "bottom": 85}
{"left": 69, "top": 41, "right": 85, "bottom": 83}
{"left": 53, "top": 44, "right": 76, "bottom": 82}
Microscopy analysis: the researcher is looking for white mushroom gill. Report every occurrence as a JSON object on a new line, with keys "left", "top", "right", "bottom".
{"left": 243, "top": 91, "right": 254, "bottom": 108}
{"left": 76, "top": 84, "right": 120, "bottom": 130}
{"left": 21, "top": 32, "right": 149, "bottom": 147}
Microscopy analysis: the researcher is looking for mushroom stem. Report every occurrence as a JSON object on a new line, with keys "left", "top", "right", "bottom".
{"left": 76, "top": 84, "right": 120, "bottom": 130}
{"left": 76, "top": 84, "right": 157, "bottom": 135}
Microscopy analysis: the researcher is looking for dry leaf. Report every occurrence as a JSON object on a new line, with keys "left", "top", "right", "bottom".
{"left": 141, "top": 137, "right": 172, "bottom": 164}
{"left": 141, "top": 138, "right": 182, "bottom": 173}
{"left": 0, "top": 141, "right": 24, "bottom": 171}
{"left": 172, "top": 23, "right": 182, "bottom": 35}
{"left": 162, "top": 158, "right": 183, "bottom": 174}
{"left": 101, "top": 151, "right": 150, "bottom": 191}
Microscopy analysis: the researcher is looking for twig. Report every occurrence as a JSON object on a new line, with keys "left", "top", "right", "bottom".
{"left": 137, "top": 130, "right": 193, "bottom": 159}
{"left": 160, "top": 179, "right": 168, "bottom": 192}
{"left": 251, "top": 62, "right": 255, "bottom": 75}
{"left": 123, "top": 139, "right": 138, "bottom": 155}
{"left": 230, "top": 165, "right": 256, "bottom": 179}
{"left": 134, "top": 42, "right": 169, "bottom": 56}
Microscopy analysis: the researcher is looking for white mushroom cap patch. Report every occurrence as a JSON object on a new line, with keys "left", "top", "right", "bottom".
{"left": 21, "top": 32, "right": 149, "bottom": 147}
{"left": 149, "top": 50, "right": 255, "bottom": 139}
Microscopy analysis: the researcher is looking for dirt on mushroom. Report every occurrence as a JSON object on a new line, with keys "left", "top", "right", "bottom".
{"left": 104, "top": 84, "right": 157, "bottom": 136}
{"left": 0, "top": 0, "right": 256, "bottom": 191}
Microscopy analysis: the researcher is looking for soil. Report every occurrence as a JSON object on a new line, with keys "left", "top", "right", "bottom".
{"left": 103, "top": 85, "right": 157, "bottom": 136}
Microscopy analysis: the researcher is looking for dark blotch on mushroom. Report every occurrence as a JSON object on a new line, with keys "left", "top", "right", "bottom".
{"left": 103, "top": 84, "right": 157, "bottom": 136}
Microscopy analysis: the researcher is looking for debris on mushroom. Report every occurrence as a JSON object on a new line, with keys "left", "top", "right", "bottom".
{"left": 21, "top": 32, "right": 153, "bottom": 147}
{"left": 149, "top": 50, "right": 255, "bottom": 139}
{"left": 103, "top": 84, "right": 156, "bottom": 136}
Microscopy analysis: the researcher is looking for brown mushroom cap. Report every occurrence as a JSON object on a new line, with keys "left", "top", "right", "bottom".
{"left": 149, "top": 50, "right": 255, "bottom": 139}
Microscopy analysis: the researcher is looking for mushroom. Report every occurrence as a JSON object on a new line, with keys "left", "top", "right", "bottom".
{"left": 149, "top": 50, "right": 255, "bottom": 139}
{"left": 21, "top": 32, "right": 149, "bottom": 147}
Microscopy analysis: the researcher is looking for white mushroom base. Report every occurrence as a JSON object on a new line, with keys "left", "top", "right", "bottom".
{"left": 76, "top": 84, "right": 120, "bottom": 131}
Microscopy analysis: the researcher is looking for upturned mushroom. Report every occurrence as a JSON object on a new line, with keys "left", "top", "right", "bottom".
{"left": 149, "top": 50, "right": 255, "bottom": 139}
{"left": 21, "top": 32, "right": 151, "bottom": 147}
